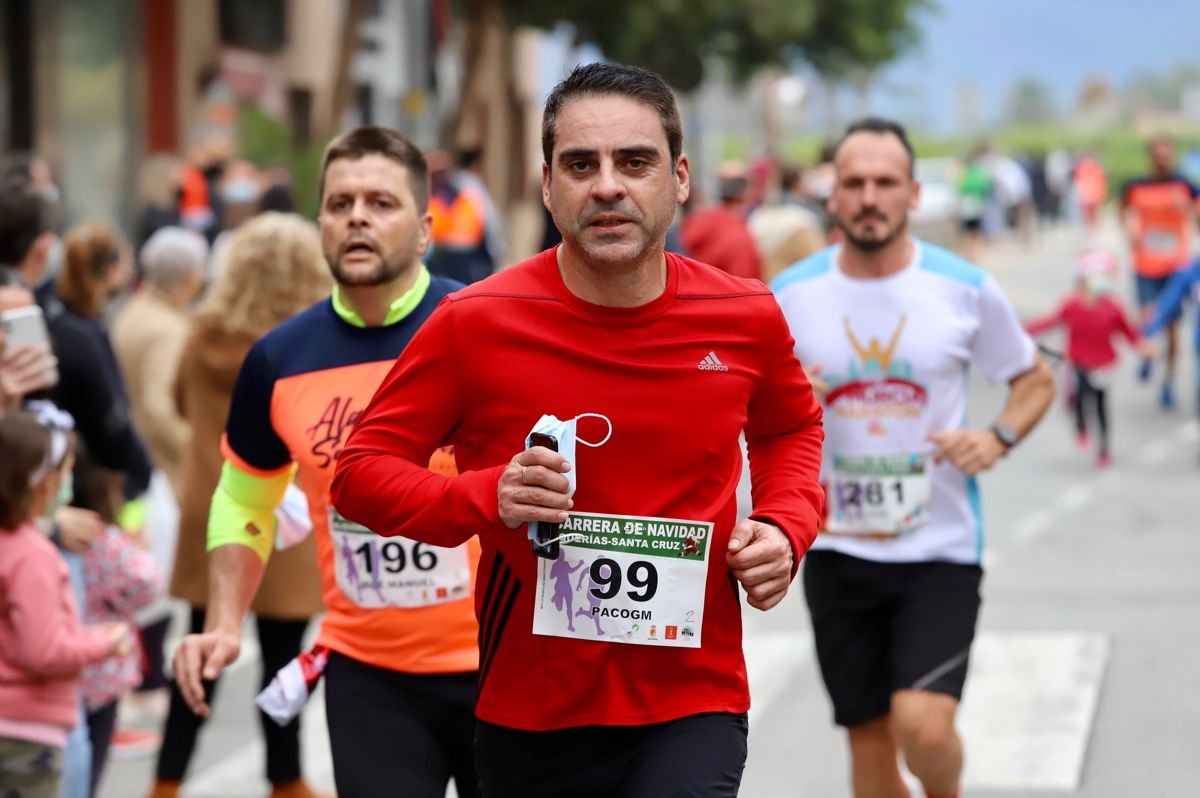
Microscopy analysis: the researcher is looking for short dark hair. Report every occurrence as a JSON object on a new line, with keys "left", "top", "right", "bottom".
{"left": 318, "top": 126, "right": 430, "bottom": 212}
{"left": 259, "top": 183, "right": 297, "bottom": 214}
{"left": 834, "top": 117, "right": 916, "bottom": 177}
{"left": 0, "top": 413, "right": 51, "bottom": 530}
{"left": 779, "top": 163, "right": 803, "bottom": 192}
{"left": 455, "top": 147, "right": 483, "bottom": 171}
{"left": 0, "top": 176, "right": 52, "bottom": 268}
{"left": 542, "top": 63, "right": 683, "bottom": 170}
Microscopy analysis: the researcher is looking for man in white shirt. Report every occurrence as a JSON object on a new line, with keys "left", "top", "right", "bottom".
{"left": 773, "top": 118, "right": 1056, "bottom": 798}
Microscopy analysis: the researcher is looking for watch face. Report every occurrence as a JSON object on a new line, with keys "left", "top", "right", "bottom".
{"left": 993, "top": 425, "right": 1017, "bottom": 447}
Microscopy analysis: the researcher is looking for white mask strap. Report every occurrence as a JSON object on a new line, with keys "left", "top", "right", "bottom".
{"left": 574, "top": 413, "right": 613, "bottom": 448}
{"left": 537, "top": 532, "right": 586, "bottom": 546}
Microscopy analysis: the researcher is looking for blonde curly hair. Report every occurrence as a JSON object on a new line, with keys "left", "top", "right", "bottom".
{"left": 195, "top": 212, "right": 332, "bottom": 339}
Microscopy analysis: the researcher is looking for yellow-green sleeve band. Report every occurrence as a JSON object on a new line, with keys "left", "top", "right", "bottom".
{"left": 116, "top": 497, "right": 147, "bottom": 532}
{"left": 206, "top": 460, "right": 294, "bottom": 564}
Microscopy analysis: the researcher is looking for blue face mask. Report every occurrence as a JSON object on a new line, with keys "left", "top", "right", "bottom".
{"left": 524, "top": 413, "right": 612, "bottom": 545}
{"left": 221, "top": 179, "right": 261, "bottom": 205}
{"left": 1086, "top": 273, "right": 1113, "bottom": 296}
{"left": 49, "top": 472, "right": 73, "bottom": 516}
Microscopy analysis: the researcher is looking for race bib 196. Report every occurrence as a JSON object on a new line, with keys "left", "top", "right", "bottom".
{"left": 826, "top": 452, "right": 932, "bottom": 536}
{"left": 532, "top": 512, "right": 712, "bottom": 648}
{"left": 329, "top": 509, "right": 470, "bottom": 609}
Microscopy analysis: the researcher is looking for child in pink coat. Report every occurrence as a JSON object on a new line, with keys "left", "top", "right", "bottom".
{"left": 1027, "top": 250, "right": 1149, "bottom": 466}
{"left": 0, "top": 413, "right": 129, "bottom": 797}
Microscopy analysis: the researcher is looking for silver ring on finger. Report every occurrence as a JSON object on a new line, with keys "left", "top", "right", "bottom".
{"left": 521, "top": 465, "right": 528, "bottom": 483}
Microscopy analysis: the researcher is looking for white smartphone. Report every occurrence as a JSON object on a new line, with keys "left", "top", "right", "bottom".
{"left": 0, "top": 305, "right": 59, "bottom": 385}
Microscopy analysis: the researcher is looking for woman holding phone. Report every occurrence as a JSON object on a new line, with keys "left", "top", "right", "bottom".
{"left": 42, "top": 222, "right": 159, "bottom": 789}
{"left": 44, "top": 222, "right": 152, "bottom": 513}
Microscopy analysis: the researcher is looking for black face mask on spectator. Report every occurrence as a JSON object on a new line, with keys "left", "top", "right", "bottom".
{"left": 202, "top": 163, "right": 226, "bottom": 183}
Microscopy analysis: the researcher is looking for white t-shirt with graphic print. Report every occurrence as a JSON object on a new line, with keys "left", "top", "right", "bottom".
{"left": 772, "top": 240, "right": 1035, "bottom": 565}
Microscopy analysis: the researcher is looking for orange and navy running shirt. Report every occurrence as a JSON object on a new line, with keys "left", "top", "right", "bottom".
{"left": 1122, "top": 175, "right": 1200, "bottom": 278}
{"left": 222, "top": 278, "right": 480, "bottom": 674}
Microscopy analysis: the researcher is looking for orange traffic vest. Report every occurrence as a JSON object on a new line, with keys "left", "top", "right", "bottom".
{"left": 429, "top": 187, "right": 485, "bottom": 249}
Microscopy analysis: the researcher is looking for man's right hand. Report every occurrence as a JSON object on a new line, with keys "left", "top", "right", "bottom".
{"left": 497, "top": 446, "right": 572, "bottom": 529}
{"left": 173, "top": 630, "right": 242, "bottom": 716}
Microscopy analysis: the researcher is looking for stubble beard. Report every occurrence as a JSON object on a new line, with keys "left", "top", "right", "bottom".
{"left": 326, "top": 238, "right": 416, "bottom": 287}
{"left": 561, "top": 209, "right": 671, "bottom": 271}
{"left": 577, "top": 227, "right": 656, "bottom": 268}
{"left": 838, "top": 213, "right": 907, "bottom": 253}
{"left": 330, "top": 256, "right": 403, "bottom": 287}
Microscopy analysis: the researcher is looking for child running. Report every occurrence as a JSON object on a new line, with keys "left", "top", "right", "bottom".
{"left": 1027, "top": 250, "right": 1148, "bottom": 467}
{"left": 0, "top": 412, "right": 130, "bottom": 798}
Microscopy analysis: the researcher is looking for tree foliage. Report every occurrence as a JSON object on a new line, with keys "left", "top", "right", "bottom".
{"left": 485, "top": 0, "right": 933, "bottom": 91}
{"left": 801, "top": 0, "right": 933, "bottom": 81}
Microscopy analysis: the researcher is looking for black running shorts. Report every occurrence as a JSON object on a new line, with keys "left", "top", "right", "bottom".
{"left": 324, "top": 651, "right": 480, "bottom": 798}
{"left": 803, "top": 549, "right": 983, "bottom": 728}
{"left": 475, "top": 711, "right": 748, "bottom": 798}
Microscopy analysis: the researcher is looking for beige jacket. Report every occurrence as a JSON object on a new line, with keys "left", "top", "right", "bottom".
{"left": 169, "top": 322, "right": 324, "bottom": 618}
{"left": 111, "top": 290, "right": 191, "bottom": 496}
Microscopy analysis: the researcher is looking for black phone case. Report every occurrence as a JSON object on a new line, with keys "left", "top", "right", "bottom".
{"left": 528, "top": 432, "right": 560, "bottom": 559}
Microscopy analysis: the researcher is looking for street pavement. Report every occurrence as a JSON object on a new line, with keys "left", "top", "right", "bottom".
{"left": 103, "top": 219, "right": 1199, "bottom": 797}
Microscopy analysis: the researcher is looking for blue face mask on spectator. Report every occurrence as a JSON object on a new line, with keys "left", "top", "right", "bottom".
{"left": 1086, "top": 272, "right": 1113, "bottom": 296}
{"left": 49, "top": 472, "right": 73, "bottom": 516}
{"left": 221, "top": 179, "right": 261, "bottom": 205}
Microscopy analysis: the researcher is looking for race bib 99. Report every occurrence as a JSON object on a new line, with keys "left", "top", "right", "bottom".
{"left": 532, "top": 512, "right": 712, "bottom": 648}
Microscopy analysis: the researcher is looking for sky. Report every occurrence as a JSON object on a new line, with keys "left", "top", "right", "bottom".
{"left": 873, "top": 0, "right": 1200, "bottom": 132}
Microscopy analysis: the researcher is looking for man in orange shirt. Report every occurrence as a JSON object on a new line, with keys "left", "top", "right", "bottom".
{"left": 1122, "top": 137, "right": 1200, "bottom": 409}
{"left": 171, "top": 128, "right": 480, "bottom": 798}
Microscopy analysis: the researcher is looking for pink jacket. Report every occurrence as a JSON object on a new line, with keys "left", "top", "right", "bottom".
{"left": 0, "top": 523, "right": 112, "bottom": 728}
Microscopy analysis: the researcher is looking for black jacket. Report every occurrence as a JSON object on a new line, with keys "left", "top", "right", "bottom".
{"left": 41, "top": 289, "right": 153, "bottom": 504}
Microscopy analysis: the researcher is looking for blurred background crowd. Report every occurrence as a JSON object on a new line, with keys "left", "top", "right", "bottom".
{"left": 2, "top": 1, "right": 1199, "bottom": 797}
{"left": 4, "top": 0, "right": 1199, "bottom": 272}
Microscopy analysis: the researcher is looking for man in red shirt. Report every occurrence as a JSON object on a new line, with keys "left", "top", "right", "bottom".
{"left": 331, "top": 63, "right": 824, "bottom": 797}
{"left": 680, "top": 160, "right": 763, "bottom": 279}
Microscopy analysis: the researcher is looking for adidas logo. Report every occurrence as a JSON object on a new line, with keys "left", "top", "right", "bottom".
{"left": 698, "top": 351, "right": 729, "bottom": 372}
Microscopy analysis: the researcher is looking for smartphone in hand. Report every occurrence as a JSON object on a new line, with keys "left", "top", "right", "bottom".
{"left": 0, "top": 305, "right": 59, "bottom": 385}
{"left": 528, "top": 432, "right": 560, "bottom": 560}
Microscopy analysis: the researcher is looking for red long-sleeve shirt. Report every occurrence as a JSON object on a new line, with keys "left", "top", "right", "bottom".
{"left": 680, "top": 206, "right": 762, "bottom": 279}
{"left": 1026, "top": 294, "right": 1139, "bottom": 370}
{"left": 332, "top": 248, "right": 824, "bottom": 731}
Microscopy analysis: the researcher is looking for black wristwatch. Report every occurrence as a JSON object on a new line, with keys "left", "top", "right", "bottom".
{"left": 990, "top": 423, "right": 1018, "bottom": 452}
